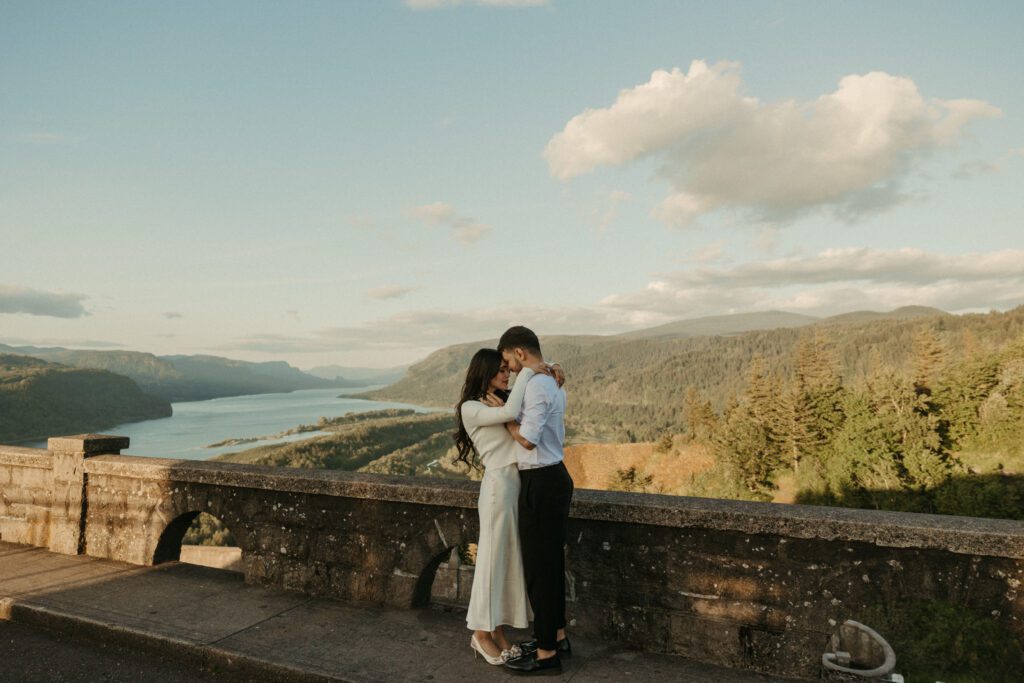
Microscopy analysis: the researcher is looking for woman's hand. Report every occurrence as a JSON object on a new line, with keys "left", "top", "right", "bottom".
{"left": 505, "top": 421, "right": 536, "bottom": 450}
{"left": 482, "top": 391, "right": 506, "bottom": 407}
{"left": 549, "top": 363, "right": 566, "bottom": 388}
{"left": 535, "top": 362, "right": 566, "bottom": 388}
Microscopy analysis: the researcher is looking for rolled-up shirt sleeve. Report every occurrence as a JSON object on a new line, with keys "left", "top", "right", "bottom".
{"left": 517, "top": 378, "right": 551, "bottom": 446}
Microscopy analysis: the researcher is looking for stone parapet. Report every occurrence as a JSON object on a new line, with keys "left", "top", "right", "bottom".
{"left": 47, "top": 434, "right": 130, "bottom": 455}
{"left": 0, "top": 445, "right": 54, "bottom": 547}
{"left": 571, "top": 489, "right": 1024, "bottom": 560}
{"left": 0, "top": 445, "right": 54, "bottom": 470}
{"left": 46, "top": 435, "right": 128, "bottom": 556}
{"left": 86, "top": 455, "right": 1024, "bottom": 559}
{"left": 84, "top": 455, "right": 480, "bottom": 509}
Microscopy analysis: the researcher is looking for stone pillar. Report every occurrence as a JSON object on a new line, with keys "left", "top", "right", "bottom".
{"left": 47, "top": 434, "right": 129, "bottom": 556}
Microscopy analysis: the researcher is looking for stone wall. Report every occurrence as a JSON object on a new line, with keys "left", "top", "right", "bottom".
{"left": 80, "top": 453, "right": 478, "bottom": 607}
{"left": 2, "top": 434, "right": 1023, "bottom": 679}
{"left": 567, "top": 492, "right": 1024, "bottom": 678}
{"left": 0, "top": 445, "right": 54, "bottom": 547}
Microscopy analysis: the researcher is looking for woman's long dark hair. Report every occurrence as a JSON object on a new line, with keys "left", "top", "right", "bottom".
{"left": 454, "top": 348, "right": 504, "bottom": 468}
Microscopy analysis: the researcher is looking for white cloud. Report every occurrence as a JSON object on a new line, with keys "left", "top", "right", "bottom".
{"left": 367, "top": 285, "right": 417, "bottom": 301}
{"left": 0, "top": 337, "right": 122, "bottom": 349}
{"left": 592, "top": 190, "right": 631, "bottom": 234}
{"left": 691, "top": 241, "right": 727, "bottom": 264}
{"left": 224, "top": 247, "right": 1024, "bottom": 361}
{"left": 672, "top": 248, "right": 1024, "bottom": 288}
{"left": 348, "top": 215, "right": 379, "bottom": 230}
{"left": 0, "top": 285, "right": 89, "bottom": 318}
{"left": 452, "top": 223, "right": 490, "bottom": 245}
{"left": 412, "top": 201, "right": 491, "bottom": 245}
{"left": 225, "top": 304, "right": 649, "bottom": 357}
{"left": 405, "top": 0, "right": 547, "bottom": 9}
{"left": 954, "top": 145, "right": 1024, "bottom": 179}
{"left": 545, "top": 60, "right": 1001, "bottom": 225}
{"left": 600, "top": 247, "right": 1024, "bottom": 318}
{"left": 413, "top": 202, "right": 457, "bottom": 224}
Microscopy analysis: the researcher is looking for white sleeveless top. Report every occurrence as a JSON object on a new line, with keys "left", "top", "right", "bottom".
{"left": 460, "top": 368, "right": 535, "bottom": 470}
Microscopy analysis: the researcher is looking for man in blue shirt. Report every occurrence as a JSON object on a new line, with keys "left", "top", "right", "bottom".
{"left": 498, "top": 325, "right": 574, "bottom": 676}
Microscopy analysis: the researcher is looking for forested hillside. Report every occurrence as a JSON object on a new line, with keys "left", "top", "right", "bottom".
{"left": 363, "top": 307, "right": 1024, "bottom": 442}
{"left": 672, "top": 315, "right": 1024, "bottom": 520}
{"left": 0, "top": 354, "right": 172, "bottom": 443}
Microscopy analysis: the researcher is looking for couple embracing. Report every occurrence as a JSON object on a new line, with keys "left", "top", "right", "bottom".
{"left": 453, "top": 325, "right": 574, "bottom": 676}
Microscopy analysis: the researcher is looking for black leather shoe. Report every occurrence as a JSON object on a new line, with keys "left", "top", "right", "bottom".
{"left": 504, "top": 652, "right": 562, "bottom": 676}
{"left": 517, "top": 637, "right": 572, "bottom": 658}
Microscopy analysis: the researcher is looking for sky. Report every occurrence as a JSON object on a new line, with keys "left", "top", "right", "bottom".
{"left": 2, "top": 1, "right": 1023, "bottom": 368}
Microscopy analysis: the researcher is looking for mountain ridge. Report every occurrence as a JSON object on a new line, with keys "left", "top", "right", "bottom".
{"left": 0, "top": 344, "right": 346, "bottom": 402}
{"left": 616, "top": 310, "right": 820, "bottom": 341}
{"left": 305, "top": 364, "right": 407, "bottom": 386}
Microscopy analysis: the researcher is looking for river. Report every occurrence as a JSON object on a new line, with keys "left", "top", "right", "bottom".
{"left": 24, "top": 387, "right": 439, "bottom": 461}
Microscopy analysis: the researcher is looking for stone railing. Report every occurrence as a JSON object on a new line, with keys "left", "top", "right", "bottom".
{"left": 2, "top": 435, "right": 1023, "bottom": 679}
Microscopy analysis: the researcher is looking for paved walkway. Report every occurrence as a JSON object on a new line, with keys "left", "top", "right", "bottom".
{"left": 0, "top": 619, "right": 233, "bottom": 682}
{"left": 0, "top": 542, "right": 788, "bottom": 682}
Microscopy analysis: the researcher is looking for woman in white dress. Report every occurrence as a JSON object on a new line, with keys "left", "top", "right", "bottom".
{"left": 454, "top": 348, "right": 541, "bottom": 665}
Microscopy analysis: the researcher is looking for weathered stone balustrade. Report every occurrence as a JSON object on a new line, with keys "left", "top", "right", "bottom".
{"left": 2, "top": 435, "right": 1023, "bottom": 679}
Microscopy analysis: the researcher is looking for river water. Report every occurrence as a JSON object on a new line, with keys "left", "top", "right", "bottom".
{"left": 24, "top": 387, "right": 439, "bottom": 461}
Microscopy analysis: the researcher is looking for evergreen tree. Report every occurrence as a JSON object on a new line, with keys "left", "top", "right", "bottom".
{"left": 780, "top": 371, "right": 816, "bottom": 473}
{"left": 825, "top": 370, "right": 949, "bottom": 511}
{"left": 826, "top": 388, "right": 907, "bottom": 509}
{"left": 711, "top": 358, "right": 785, "bottom": 498}
{"left": 682, "top": 386, "right": 717, "bottom": 441}
{"left": 912, "top": 326, "right": 947, "bottom": 392}
{"left": 933, "top": 356, "right": 999, "bottom": 450}
{"left": 801, "top": 331, "right": 846, "bottom": 438}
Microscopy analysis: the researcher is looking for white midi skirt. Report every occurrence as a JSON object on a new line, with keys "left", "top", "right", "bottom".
{"left": 466, "top": 462, "right": 532, "bottom": 631}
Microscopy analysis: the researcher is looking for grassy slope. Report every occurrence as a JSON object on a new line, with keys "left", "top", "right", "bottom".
{"left": 212, "top": 410, "right": 454, "bottom": 471}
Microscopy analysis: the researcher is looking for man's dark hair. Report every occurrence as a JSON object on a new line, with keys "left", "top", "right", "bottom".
{"left": 497, "top": 325, "right": 541, "bottom": 356}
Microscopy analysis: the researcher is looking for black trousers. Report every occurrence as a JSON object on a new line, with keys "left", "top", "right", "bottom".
{"left": 518, "top": 461, "right": 574, "bottom": 651}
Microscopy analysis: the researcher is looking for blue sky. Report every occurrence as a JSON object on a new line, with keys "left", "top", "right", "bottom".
{"left": 2, "top": 1, "right": 1022, "bottom": 367}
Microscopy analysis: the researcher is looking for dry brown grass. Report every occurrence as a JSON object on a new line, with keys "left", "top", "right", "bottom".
{"left": 564, "top": 439, "right": 716, "bottom": 494}
{"left": 770, "top": 471, "right": 799, "bottom": 504}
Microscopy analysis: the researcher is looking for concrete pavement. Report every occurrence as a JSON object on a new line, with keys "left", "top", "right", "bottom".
{"left": 0, "top": 619, "right": 233, "bottom": 682}
{"left": 0, "top": 542, "right": 790, "bottom": 682}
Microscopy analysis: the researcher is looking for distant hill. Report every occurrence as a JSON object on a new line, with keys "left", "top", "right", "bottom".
{"left": 616, "top": 310, "right": 819, "bottom": 341}
{"left": 362, "top": 306, "right": 1023, "bottom": 442}
{"left": 0, "top": 345, "right": 343, "bottom": 402}
{"left": 816, "top": 305, "right": 949, "bottom": 326}
{"left": 158, "top": 355, "right": 341, "bottom": 400}
{"left": 304, "top": 364, "right": 407, "bottom": 386}
{"left": 0, "top": 354, "right": 172, "bottom": 443}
